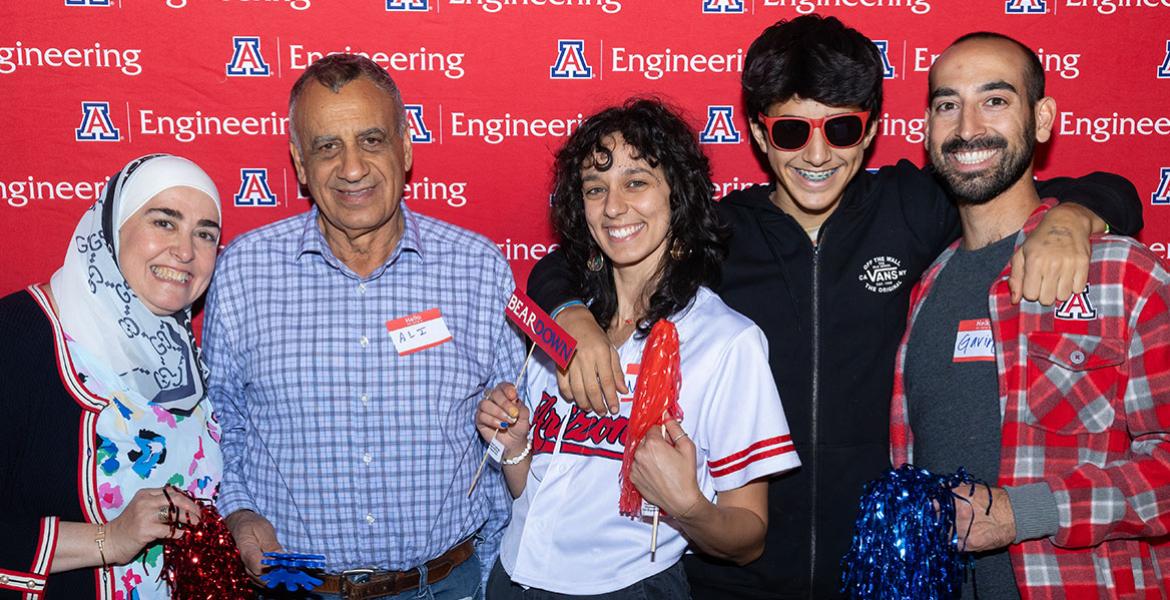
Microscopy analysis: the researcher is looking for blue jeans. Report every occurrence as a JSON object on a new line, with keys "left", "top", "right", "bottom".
{"left": 260, "top": 551, "right": 483, "bottom": 600}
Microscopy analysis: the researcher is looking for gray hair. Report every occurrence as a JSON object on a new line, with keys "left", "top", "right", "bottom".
{"left": 288, "top": 53, "right": 406, "bottom": 150}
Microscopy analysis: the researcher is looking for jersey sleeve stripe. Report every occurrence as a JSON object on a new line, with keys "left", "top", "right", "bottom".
{"left": 31, "top": 517, "right": 58, "bottom": 580}
{"left": 708, "top": 439, "right": 796, "bottom": 478}
{"left": 707, "top": 435, "right": 792, "bottom": 469}
{"left": 0, "top": 568, "right": 46, "bottom": 595}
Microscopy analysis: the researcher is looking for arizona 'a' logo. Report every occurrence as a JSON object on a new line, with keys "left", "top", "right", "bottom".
{"left": 1005, "top": 0, "right": 1046, "bottom": 13}
{"left": 404, "top": 105, "right": 432, "bottom": 143}
{"left": 1153, "top": 168, "right": 1170, "bottom": 205}
{"left": 75, "top": 102, "right": 120, "bottom": 142}
{"left": 1055, "top": 285, "right": 1097, "bottom": 320}
{"left": 702, "top": 0, "right": 744, "bottom": 13}
{"left": 226, "top": 37, "right": 270, "bottom": 77}
{"left": 700, "top": 106, "right": 741, "bottom": 144}
{"left": 386, "top": 0, "right": 428, "bottom": 10}
{"left": 550, "top": 40, "right": 592, "bottom": 79}
{"left": 1158, "top": 41, "right": 1170, "bottom": 79}
{"left": 234, "top": 169, "right": 278, "bottom": 206}
{"left": 874, "top": 41, "right": 896, "bottom": 79}
{"left": 64, "top": 0, "right": 111, "bottom": 5}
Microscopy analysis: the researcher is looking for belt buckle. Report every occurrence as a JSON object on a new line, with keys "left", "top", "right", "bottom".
{"left": 338, "top": 568, "right": 377, "bottom": 600}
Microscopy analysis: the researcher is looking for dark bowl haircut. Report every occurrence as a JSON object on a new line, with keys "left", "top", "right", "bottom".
{"left": 742, "top": 14, "right": 884, "bottom": 128}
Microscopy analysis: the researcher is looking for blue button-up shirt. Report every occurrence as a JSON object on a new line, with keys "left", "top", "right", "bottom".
{"left": 205, "top": 204, "right": 523, "bottom": 573}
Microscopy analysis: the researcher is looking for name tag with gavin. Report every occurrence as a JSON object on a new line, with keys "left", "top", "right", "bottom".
{"left": 386, "top": 308, "right": 452, "bottom": 356}
{"left": 953, "top": 318, "right": 995, "bottom": 363}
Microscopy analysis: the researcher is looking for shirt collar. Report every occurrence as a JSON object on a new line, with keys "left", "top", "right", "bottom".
{"left": 295, "top": 203, "right": 426, "bottom": 278}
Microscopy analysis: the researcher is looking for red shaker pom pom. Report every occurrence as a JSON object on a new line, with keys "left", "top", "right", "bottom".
{"left": 619, "top": 319, "right": 683, "bottom": 517}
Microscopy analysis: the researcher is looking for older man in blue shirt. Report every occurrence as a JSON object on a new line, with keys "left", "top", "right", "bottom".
{"left": 205, "top": 54, "right": 524, "bottom": 600}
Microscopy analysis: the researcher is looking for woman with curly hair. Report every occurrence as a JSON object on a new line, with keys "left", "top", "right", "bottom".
{"left": 477, "top": 98, "right": 801, "bottom": 599}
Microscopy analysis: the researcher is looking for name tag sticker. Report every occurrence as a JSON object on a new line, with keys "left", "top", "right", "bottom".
{"left": 488, "top": 436, "right": 506, "bottom": 463}
{"left": 953, "top": 318, "right": 995, "bottom": 363}
{"left": 386, "top": 308, "right": 452, "bottom": 356}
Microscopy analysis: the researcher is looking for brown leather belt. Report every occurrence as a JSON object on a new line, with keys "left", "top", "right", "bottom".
{"left": 314, "top": 539, "right": 475, "bottom": 600}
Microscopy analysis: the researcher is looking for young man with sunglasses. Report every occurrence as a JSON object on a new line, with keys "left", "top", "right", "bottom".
{"left": 525, "top": 15, "right": 1141, "bottom": 599}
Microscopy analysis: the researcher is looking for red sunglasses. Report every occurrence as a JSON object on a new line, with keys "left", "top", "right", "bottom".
{"left": 756, "top": 111, "right": 871, "bottom": 151}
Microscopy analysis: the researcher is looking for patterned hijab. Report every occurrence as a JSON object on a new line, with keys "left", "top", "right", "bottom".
{"left": 49, "top": 154, "right": 221, "bottom": 412}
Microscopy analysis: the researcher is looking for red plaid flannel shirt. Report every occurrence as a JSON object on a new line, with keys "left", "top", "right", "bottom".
{"left": 890, "top": 200, "right": 1170, "bottom": 599}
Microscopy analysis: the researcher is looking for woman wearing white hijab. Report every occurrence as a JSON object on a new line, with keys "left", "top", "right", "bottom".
{"left": 0, "top": 154, "right": 225, "bottom": 599}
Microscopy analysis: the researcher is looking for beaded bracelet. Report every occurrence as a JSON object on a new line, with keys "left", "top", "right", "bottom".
{"left": 501, "top": 437, "right": 533, "bottom": 465}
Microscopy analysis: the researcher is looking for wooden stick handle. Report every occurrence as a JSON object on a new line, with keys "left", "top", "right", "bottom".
{"left": 466, "top": 428, "right": 499, "bottom": 497}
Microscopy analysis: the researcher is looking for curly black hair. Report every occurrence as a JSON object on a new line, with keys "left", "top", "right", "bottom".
{"left": 550, "top": 98, "right": 728, "bottom": 337}
{"left": 743, "top": 15, "right": 884, "bottom": 127}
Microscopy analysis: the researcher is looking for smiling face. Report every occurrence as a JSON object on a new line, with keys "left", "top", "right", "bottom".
{"left": 118, "top": 186, "right": 220, "bottom": 315}
{"left": 582, "top": 135, "right": 672, "bottom": 280}
{"left": 926, "top": 38, "right": 1054, "bottom": 205}
{"left": 750, "top": 96, "right": 877, "bottom": 229}
{"left": 290, "top": 76, "right": 413, "bottom": 248}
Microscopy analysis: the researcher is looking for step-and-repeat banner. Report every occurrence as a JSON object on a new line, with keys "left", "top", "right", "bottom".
{"left": 2, "top": 0, "right": 1168, "bottom": 302}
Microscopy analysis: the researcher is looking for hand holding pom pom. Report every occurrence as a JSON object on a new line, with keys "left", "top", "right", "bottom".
{"left": 161, "top": 488, "right": 255, "bottom": 599}
{"left": 840, "top": 465, "right": 993, "bottom": 600}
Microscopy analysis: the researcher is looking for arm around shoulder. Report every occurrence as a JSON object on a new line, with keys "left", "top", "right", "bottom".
{"left": 1037, "top": 172, "right": 1143, "bottom": 236}
{"left": 526, "top": 248, "right": 577, "bottom": 313}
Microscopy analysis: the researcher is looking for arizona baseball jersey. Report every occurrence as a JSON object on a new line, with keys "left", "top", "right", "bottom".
{"left": 499, "top": 287, "right": 800, "bottom": 594}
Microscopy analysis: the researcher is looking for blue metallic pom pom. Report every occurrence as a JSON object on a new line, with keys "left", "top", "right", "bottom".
{"left": 840, "top": 464, "right": 979, "bottom": 599}
{"left": 260, "top": 552, "right": 327, "bottom": 591}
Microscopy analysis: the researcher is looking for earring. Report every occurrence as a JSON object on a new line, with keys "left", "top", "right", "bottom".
{"left": 587, "top": 251, "right": 604, "bottom": 272}
{"left": 670, "top": 239, "right": 688, "bottom": 261}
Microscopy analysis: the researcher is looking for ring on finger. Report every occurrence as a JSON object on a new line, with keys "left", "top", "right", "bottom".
{"left": 671, "top": 431, "right": 688, "bottom": 444}
{"left": 157, "top": 506, "right": 170, "bottom": 524}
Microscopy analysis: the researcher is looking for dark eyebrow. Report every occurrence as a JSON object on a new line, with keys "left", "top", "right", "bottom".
{"left": 929, "top": 80, "right": 1019, "bottom": 102}
{"left": 146, "top": 207, "right": 182, "bottom": 219}
{"left": 979, "top": 80, "right": 1018, "bottom": 95}
{"left": 928, "top": 86, "right": 958, "bottom": 102}
{"left": 359, "top": 127, "right": 388, "bottom": 138}
{"left": 582, "top": 166, "right": 657, "bottom": 183}
{"left": 145, "top": 207, "right": 220, "bottom": 230}
{"left": 310, "top": 134, "right": 340, "bottom": 148}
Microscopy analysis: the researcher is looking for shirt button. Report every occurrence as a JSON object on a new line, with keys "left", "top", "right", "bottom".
{"left": 0, "top": 575, "right": 8, "bottom": 584}
{"left": 362, "top": 452, "right": 372, "bottom": 464}
{"left": 358, "top": 283, "right": 366, "bottom": 294}
{"left": 360, "top": 394, "right": 369, "bottom": 404}
{"left": 365, "top": 513, "right": 375, "bottom": 524}
{"left": 1069, "top": 350, "right": 1086, "bottom": 365}
{"left": 359, "top": 336, "right": 369, "bottom": 348}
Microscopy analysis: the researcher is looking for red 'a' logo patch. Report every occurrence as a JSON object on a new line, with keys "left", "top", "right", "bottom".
{"left": 1055, "top": 285, "right": 1097, "bottom": 320}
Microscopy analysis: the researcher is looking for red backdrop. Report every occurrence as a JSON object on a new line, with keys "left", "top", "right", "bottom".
{"left": 2, "top": 0, "right": 1169, "bottom": 301}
